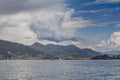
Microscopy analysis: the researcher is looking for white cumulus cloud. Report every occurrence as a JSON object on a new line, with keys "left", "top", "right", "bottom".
{"left": 97, "top": 31, "right": 120, "bottom": 51}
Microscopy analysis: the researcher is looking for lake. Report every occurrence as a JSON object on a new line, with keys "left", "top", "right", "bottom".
{"left": 0, "top": 60, "right": 120, "bottom": 80}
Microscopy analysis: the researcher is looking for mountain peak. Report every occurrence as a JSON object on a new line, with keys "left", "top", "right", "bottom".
{"left": 32, "top": 42, "right": 45, "bottom": 46}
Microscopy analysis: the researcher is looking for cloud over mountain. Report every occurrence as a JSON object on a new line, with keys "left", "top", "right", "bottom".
{"left": 0, "top": 0, "right": 93, "bottom": 45}
{"left": 0, "top": 0, "right": 119, "bottom": 52}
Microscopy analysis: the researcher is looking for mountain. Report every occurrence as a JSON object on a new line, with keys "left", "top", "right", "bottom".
{"left": 103, "top": 50, "right": 120, "bottom": 55}
{"left": 0, "top": 40, "right": 56, "bottom": 60}
{"left": 31, "top": 42, "right": 100, "bottom": 59}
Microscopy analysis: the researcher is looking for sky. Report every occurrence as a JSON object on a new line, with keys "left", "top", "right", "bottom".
{"left": 0, "top": 0, "right": 120, "bottom": 52}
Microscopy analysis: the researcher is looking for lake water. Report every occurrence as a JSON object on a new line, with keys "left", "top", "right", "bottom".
{"left": 0, "top": 60, "right": 120, "bottom": 80}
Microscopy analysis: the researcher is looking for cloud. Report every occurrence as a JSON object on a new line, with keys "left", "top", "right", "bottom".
{"left": 0, "top": 24, "right": 37, "bottom": 45}
{"left": 116, "top": 24, "right": 120, "bottom": 27}
{"left": 95, "top": 0, "right": 120, "bottom": 4}
{"left": 79, "top": 7, "right": 120, "bottom": 13}
{"left": 28, "top": 8, "right": 93, "bottom": 42}
{"left": 37, "top": 40, "right": 81, "bottom": 46}
{"left": 0, "top": 0, "right": 64, "bottom": 15}
{"left": 83, "top": 0, "right": 120, "bottom": 6}
{"left": 0, "top": 0, "right": 93, "bottom": 45}
{"left": 96, "top": 31, "right": 120, "bottom": 52}
{"left": 0, "top": 12, "right": 37, "bottom": 45}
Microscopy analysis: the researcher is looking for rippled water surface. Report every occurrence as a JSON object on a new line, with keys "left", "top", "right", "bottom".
{"left": 0, "top": 60, "right": 120, "bottom": 80}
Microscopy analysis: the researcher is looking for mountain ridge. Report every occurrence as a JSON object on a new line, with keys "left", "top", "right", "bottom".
{"left": 0, "top": 40, "right": 101, "bottom": 60}
{"left": 31, "top": 42, "right": 100, "bottom": 59}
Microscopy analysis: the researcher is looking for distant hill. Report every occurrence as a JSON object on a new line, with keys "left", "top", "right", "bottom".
{"left": 31, "top": 42, "right": 100, "bottom": 59}
{"left": 0, "top": 40, "right": 56, "bottom": 60}
{"left": 92, "top": 54, "right": 120, "bottom": 60}
{"left": 103, "top": 50, "right": 120, "bottom": 55}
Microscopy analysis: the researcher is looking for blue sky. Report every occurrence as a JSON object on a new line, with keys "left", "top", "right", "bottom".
{"left": 64, "top": 0, "right": 120, "bottom": 51}
{"left": 0, "top": 0, "right": 120, "bottom": 52}
{"left": 66, "top": 0, "right": 120, "bottom": 38}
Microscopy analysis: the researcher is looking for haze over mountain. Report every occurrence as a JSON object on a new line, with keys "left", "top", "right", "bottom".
{"left": 103, "top": 50, "right": 120, "bottom": 55}
{"left": 31, "top": 42, "right": 100, "bottom": 59}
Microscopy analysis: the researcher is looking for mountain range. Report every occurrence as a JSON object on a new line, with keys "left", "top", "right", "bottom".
{"left": 31, "top": 42, "right": 100, "bottom": 59}
{"left": 0, "top": 39, "right": 101, "bottom": 60}
{"left": 0, "top": 40, "right": 55, "bottom": 60}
